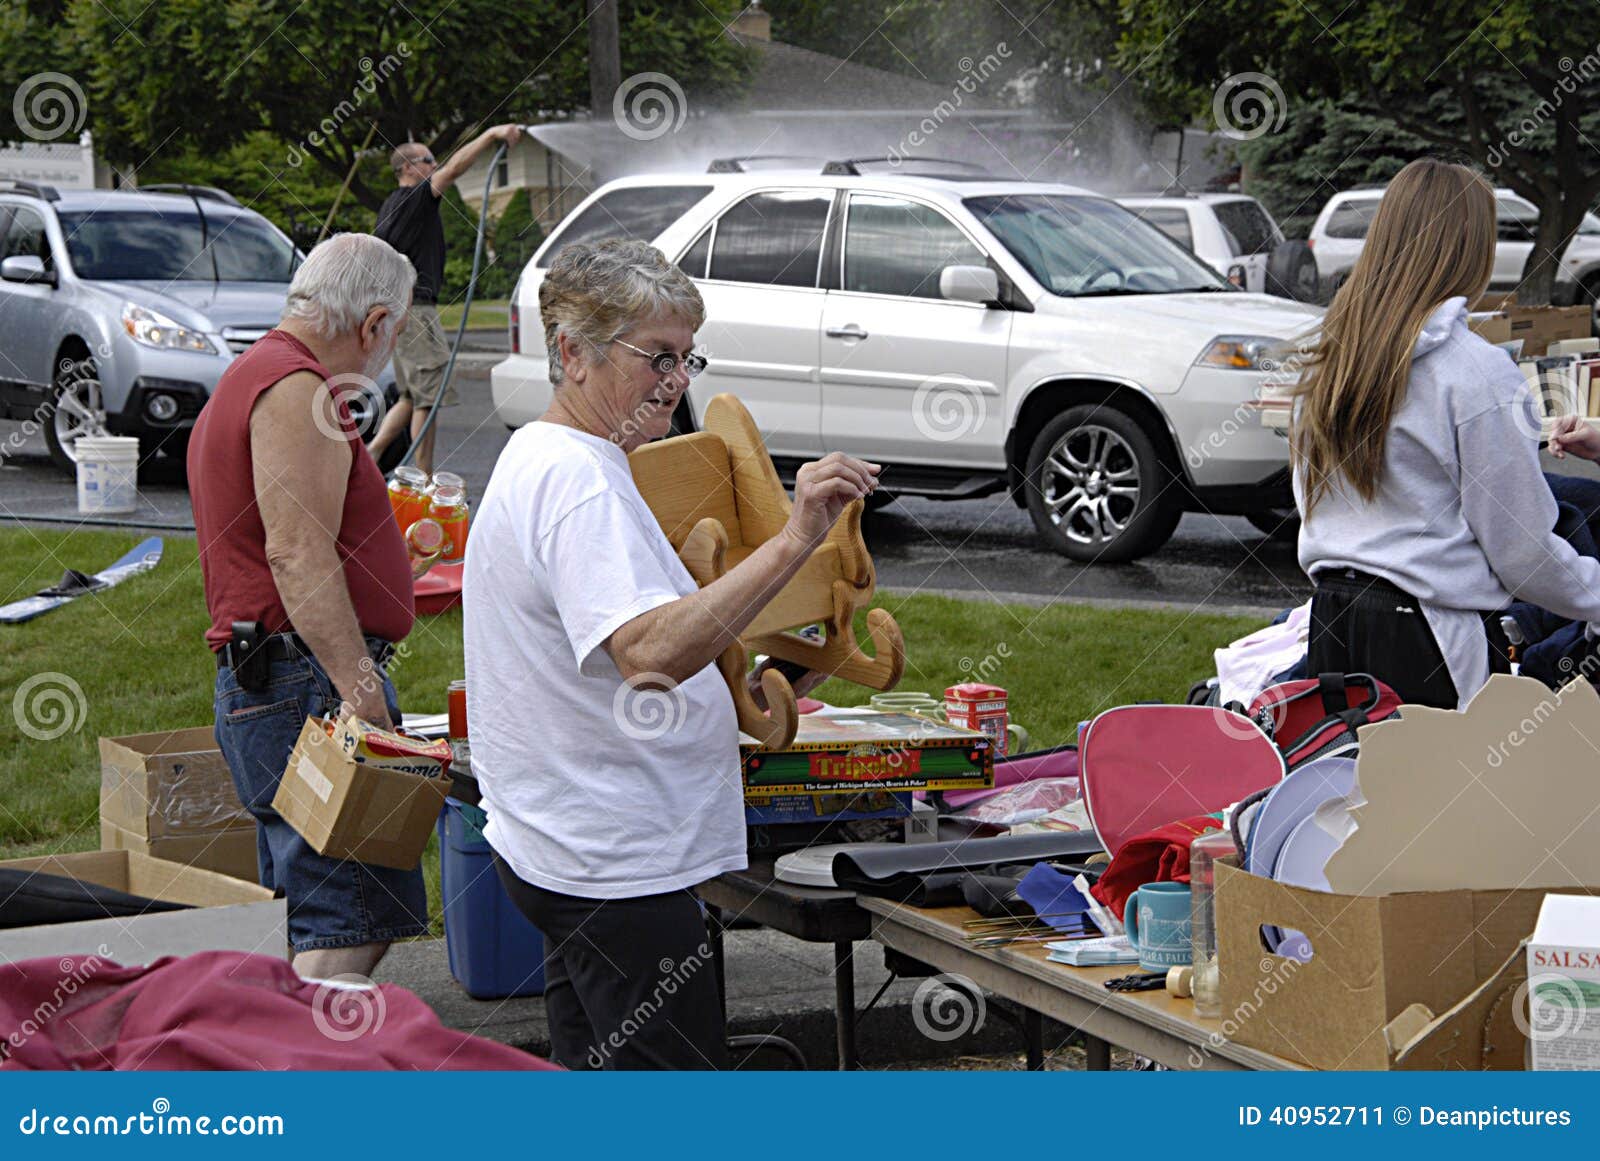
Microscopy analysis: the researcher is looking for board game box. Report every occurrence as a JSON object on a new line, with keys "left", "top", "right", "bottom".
{"left": 739, "top": 711, "right": 994, "bottom": 795}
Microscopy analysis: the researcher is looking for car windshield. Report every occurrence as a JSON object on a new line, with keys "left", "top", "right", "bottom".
{"left": 56, "top": 209, "right": 300, "bottom": 282}
{"left": 964, "top": 193, "right": 1230, "bottom": 296}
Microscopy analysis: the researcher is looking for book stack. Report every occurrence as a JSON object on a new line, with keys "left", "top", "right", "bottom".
{"left": 1519, "top": 337, "right": 1600, "bottom": 421}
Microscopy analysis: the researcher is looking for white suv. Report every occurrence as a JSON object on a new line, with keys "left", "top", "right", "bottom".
{"left": 491, "top": 162, "right": 1323, "bottom": 560}
{"left": 1117, "top": 191, "right": 1318, "bottom": 303}
{"left": 1309, "top": 187, "right": 1600, "bottom": 326}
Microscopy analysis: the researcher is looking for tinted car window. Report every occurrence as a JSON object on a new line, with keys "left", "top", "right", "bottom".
{"left": 679, "top": 227, "right": 711, "bottom": 277}
{"left": 1323, "top": 200, "right": 1378, "bottom": 240}
{"left": 1211, "top": 200, "right": 1274, "bottom": 255}
{"left": 842, "top": 194, "right": 986, "bottom": 298}
{"left": 708, "top": 190, "right": 831, "bottom": 288}
{"left": 1128, "top": 206, "right": 1193, "bottom": 251}
{"left": 537, "top": 185, "right": 712, "bottom": 268}
{"left": 1495, "top": 197, "right": 1538, "bottom": 242}
{"left": 57, "top": 210, "right": 296, "bottom": 281}
{"left": 4, "top": 207, "right": 52, "bottom": 266}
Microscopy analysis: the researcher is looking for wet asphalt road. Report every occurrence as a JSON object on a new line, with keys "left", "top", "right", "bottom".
{"left": 0, "top": 337, "right": 1314, "bottom": 617}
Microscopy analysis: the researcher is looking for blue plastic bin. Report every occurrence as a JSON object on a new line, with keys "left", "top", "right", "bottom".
{"left": 437, "top": 798, "right": 546, "bottom": 999}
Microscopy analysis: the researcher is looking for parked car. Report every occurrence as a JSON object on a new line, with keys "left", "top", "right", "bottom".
{"left": 491, "top": 161, "right": 1324, "bottom": 561}
{"left": 1117, "top": 191, "right": 1319, "bottom": 304}
{"left": 0, "top": 180, "right": 402, "bottom": 473}
{"left": 1309, "top": 186, "right": 1600, "bottom": 326}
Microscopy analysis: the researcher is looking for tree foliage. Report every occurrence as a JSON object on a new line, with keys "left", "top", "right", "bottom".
{"left": 1, "top": 0, "right": 752, "bottom": 211}
{"left": 1120, "top": 0, "right": 1600, "bottom": 301}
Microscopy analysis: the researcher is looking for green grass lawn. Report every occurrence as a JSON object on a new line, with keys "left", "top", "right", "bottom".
{"left": 0, "top": 527, "right": 1265, "bottom": 925}
{"left": 435, "top": 298, "right": 509, "bottom": 332}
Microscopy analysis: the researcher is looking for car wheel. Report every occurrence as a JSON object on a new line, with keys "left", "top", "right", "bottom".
{"left": 1266, "top": 241, "right": 1319, "bottom": 303}
{"left": 373, "top": 431, "right": 412, "bottom": 475}
{"left": 1579, "top": 275, "right": 1600, "bottom": 337}
{"left": 43, "top": 354, "right": 113, "bottom": 473}
{"left": 1023, "top": 404, "right": 1182, "bottom": 562}
{"left": 1247, "top": 508, "right": 1300, "bottom": 542}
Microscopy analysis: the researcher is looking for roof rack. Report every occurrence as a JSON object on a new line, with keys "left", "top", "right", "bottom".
{"left": 706, "top": 155, "right": 821, "bottom": 173}
{"left": 142, "top": 183, "right": 242, "bottom": 207}
{"left": 822, "top": 157, "right": 990, "bottom": 177}
{"left": 0, "top": 179, "right": 61, "bottom": 202}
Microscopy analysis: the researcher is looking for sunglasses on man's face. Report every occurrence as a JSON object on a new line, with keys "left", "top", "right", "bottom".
{"left": 614, "top": 338, "right": 708, "bottom": 379}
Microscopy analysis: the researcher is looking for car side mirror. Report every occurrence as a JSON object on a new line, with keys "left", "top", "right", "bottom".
{"left": 939, "top": 264, "right": 1000, "bottom": 306}
{"left": 1, "top": 255, "right": 55, "bottom": 286}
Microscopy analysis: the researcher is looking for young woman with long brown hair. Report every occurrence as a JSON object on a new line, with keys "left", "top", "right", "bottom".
{"left": 1292, "top": 158, "right": 1600, "bottom": 709}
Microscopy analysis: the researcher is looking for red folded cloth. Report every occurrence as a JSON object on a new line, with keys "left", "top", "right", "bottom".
{"left": 1089, "top": 814, "right": 1221, "bottom": 921}
{"left": 0, "top": 950, "right": 556, "bottom": 1071}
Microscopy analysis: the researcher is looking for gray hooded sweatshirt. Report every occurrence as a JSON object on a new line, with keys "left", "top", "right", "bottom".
{"left": 1296, "top": 295, "right": 1600, "bottom": 706}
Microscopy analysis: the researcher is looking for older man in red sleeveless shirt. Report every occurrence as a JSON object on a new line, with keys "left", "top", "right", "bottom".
{"left": 189, "top": 233, "right": 423, "bottom": 980}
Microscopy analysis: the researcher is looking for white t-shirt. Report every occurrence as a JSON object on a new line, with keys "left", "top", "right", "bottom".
{"left": 462, "top": 421, "right": 746, "bottom": 899}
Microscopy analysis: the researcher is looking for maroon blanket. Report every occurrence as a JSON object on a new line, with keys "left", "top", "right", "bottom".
{"left": 0, "top": 950, "right": 555, "bottom": 1071}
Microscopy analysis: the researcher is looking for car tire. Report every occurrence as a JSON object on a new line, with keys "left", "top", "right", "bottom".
{"left": 1023, "top": 404, "right": 1182, "bottom": 563}
{"left": 1247, "top": 508, "right": 1301, "bottom": 542}
{"left": 1579, "top": 274, "right": 1600, "bottom": 337}
{"left": 42, "top": 353, "right": 114, "bottom": 474}
{"left": 1266, "top": 241, "right": 1319, "bottom": 303}
{"left": 372, "top": 431, "right": 412, "bottom": 475}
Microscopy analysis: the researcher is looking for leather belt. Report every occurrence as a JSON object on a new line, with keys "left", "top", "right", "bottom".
{"left": 216, "top": 633, "right": 394, "bottom": 672}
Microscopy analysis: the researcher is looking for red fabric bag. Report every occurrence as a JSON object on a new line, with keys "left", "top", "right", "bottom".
{"left": 1089, "top": 814, "right": 1222, "bottom": 920}
{"left": 1244, "top": 672, "right": 1401, "bottom": 768}
{"left": 0, "top": 950, "right": 556, "bottom": 1071}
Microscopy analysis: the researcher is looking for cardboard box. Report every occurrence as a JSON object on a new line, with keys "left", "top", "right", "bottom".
{"left": 100, "top": 817, "right": 260, "bottom": 884}
{"left": 272, "top": 717, "right": 451, "bottom": 870}
{"left": 739, "top": 711, "right": 993, "bottom": 796}
{"left": 744, "top": 790, "right": 912, "bottom": 826}
{"left": 0, "top": 850, "right": 284, "bottom": 965}
{"left": 1468, "top": 303, "right": 1590, "bottom": 358}
{"left": 1215, "top": 859, "right": 1599, "bottom": 1069}
{"left": 100, "top": 728, "right": 253, "bottom": 839}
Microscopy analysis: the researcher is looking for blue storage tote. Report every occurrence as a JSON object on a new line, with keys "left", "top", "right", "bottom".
{"left": 437, "top": 797, "right": 547, "bottom": 999}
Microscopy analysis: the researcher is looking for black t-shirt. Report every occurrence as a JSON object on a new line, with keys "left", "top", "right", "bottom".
{"left": 374, "top": 181, "right": 444, "bottom": 303}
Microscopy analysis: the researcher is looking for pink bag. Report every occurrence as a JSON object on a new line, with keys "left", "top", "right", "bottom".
{"left": 938, "top": 743, "right": 1079, "bottom": 810}
{"left": 1080, "top": 705, "right": 1284, "bottom": 856}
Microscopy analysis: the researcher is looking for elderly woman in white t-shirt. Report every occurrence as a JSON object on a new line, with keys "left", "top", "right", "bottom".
{"left": 462, "top": 238, "right": 879, "bottom": 1070}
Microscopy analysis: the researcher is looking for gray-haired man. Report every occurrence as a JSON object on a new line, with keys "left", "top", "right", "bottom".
{"left": 189, "top": 233, "right": 425, "bottom": 980}
{"left": 367, "top": 124, "right": 523, "bottom": 476}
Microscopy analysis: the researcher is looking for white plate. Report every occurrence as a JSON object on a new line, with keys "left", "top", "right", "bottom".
{"left": 1245, "top": 755, "right": 1358, "bottom": 879}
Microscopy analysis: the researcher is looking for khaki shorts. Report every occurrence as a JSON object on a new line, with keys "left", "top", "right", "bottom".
{"left": 394, "top": 302, "right": 456, "bottom": 409}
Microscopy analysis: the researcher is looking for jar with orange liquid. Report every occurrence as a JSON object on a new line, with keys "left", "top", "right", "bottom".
{"left": 405, "top": 516, "right": 446, "bottom": 574}
{"left": 388, "top": 466, "right": 430, "bottom": 531}
{"left": 429, "top": 485, "right": 470, "bottom": 564}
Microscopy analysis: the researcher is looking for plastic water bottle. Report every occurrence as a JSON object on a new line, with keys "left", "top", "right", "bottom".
{"left": 1189, "top": 826, "right": 1237, "bottom": 1019}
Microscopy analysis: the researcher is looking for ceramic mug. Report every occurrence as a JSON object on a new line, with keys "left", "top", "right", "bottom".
{"left": 1123, "top": 882, "right": 1192, "bottom": 971}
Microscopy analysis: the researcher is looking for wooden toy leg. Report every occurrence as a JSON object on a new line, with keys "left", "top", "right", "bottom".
{"left": 718, "top": 645, "right": 798, "bottom": 751}
{"left": 679, "top": 517, "right": 730, "bottom": 589}
{"left": 746, "top": 606, "right": 906, "bottom": 693}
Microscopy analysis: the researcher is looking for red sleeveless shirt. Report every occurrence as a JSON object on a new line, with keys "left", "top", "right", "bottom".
{"left": 188, "top": 330, "right": 414, "bottom": 652}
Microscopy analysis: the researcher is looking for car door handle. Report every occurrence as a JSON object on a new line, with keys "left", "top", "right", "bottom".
{"left": 825, "top": 324, "right": 869, "bottom": 340}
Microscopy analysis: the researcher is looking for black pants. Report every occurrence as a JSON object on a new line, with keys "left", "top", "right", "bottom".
{"left": 1308, "top": 569, "right": 1510, "bottom": 710}
{"left": 493, "top": 855, "right": 728, "bottom": 1071}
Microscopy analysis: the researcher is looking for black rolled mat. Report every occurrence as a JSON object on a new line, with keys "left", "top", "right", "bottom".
{"left": 832, "top": 832, "right": 1105, "bottom": 906}
{"left": 0, "top": 869, "right": 191, "bottom": 930}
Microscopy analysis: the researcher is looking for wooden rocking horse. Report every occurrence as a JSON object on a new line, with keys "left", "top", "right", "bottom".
{"left": 628, "top": 394, "right": 906, "bottom": 749}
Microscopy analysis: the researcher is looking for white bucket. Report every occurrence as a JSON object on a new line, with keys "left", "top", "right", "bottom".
{"left": 75, "top": 436, "right": 140, "bottom": 515}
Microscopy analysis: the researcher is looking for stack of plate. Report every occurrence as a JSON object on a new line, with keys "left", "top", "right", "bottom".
{"left": 1241, "top": 755, "right": 1360, "bottom": 960}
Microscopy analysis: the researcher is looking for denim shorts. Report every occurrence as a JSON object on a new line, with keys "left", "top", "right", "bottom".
{"left": 213, "top": 642, "right": 428, "bottom": 954}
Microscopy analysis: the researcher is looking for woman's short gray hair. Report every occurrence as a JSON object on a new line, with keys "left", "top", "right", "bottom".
{"left": 539, "top": 238, "right": 705, "bottom": 386}
{"left": 282, "top": 233, "right": 416, "bottom": 340}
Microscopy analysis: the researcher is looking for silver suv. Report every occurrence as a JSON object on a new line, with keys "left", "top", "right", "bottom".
{"left": 0, "top": 181, "right": 396, "bottom": 472}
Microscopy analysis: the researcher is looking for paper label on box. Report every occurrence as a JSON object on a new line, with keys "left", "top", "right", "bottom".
{"left": 295, "top": 752, "right": 334, "bottom": 803}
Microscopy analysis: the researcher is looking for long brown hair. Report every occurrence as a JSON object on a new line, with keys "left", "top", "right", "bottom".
{"left": 1292, "top": 159, "right": 1496, "bottom": 515}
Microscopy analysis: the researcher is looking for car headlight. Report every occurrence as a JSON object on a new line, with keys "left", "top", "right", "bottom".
{"left": 122, "top": 303, "right": 218, "bottom": 354}
{"left": 1194, "top": 335, "right": 1283, "bottom": 371}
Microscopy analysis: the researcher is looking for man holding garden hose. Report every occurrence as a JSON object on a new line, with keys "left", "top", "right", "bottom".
{"left": 368, "top": 123, "right": 523, "bottom": 476}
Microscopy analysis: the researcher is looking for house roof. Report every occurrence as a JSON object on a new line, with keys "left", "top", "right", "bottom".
{"left": 719, "top": 31, "right": 1012, "bottom": 115}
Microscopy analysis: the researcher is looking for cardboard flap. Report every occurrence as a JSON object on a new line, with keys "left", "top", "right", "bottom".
{"left": 1393, "top": 940, "right": 1529, "bottom": 1070}
{"left": 1328, "top": 675, "right": 1600, "bottom": 894}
